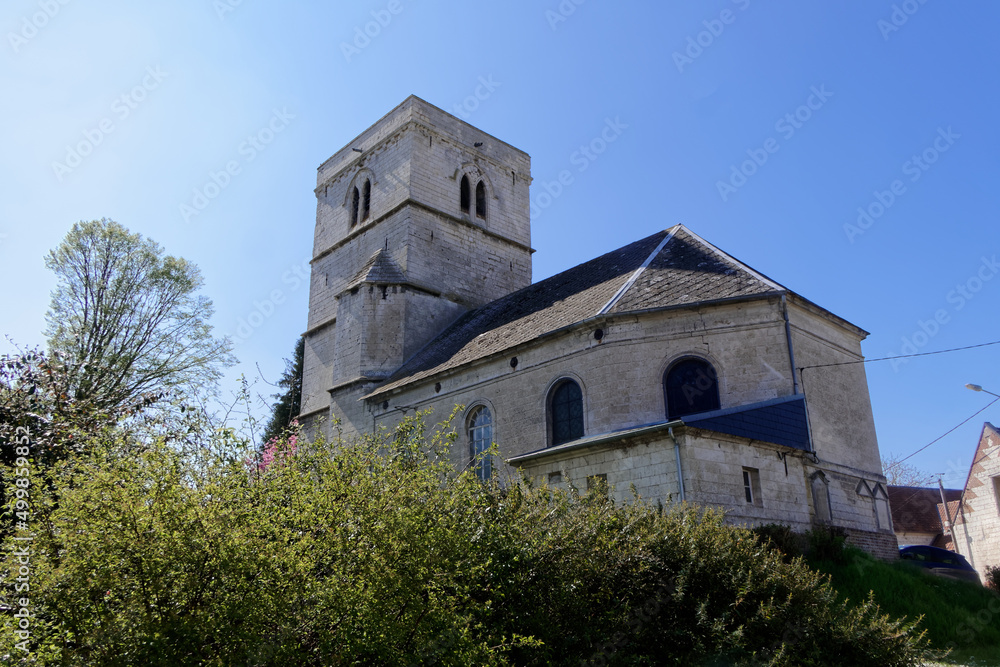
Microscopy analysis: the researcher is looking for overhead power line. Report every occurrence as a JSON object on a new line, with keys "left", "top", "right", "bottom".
{"left": 895, "top": 396, "right": 1000, "bottom": 466}
{"left": 799, "top": 339, "right": 1000, "bottom": 372}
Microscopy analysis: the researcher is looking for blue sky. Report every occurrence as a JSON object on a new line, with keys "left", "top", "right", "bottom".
{"left": 2, "top": 0, "right": 997, "bottom": 487}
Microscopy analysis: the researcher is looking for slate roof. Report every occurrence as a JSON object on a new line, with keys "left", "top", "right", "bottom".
{"left": 682, "top": 395, "right": 810, "bottom": 451}
{"left": 506, "top": 419, "right": 678, "bottom": 464}
{"left": 365, "top": 225, "right": 793, "bottom": 399}
{"left": 888, "top": 486, "right": 962, "bottom": 534}
{"left": 608, "top": 226, "right": 784, "bottom": 312}
{"left": 345, "top": 248, "right": 407, "bottom": 290}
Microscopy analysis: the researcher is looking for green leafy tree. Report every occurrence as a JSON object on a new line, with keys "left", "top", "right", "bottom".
{"left": 43, "top": 219, "right": 235, "bottom": 412}
{"left": 0, "top": 349, "right": 111, "bottom": 464}
{"left": 259, "top": 336, "right": 303, "bottom": 445}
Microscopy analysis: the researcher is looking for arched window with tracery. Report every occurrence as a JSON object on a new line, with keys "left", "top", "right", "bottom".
{"left": 468, "top": 405, "right": 493, "bottom": 481}
{"left": 550, "top": 380, "right": 584, "bottom": 446}
{"left": 664, "top": 358, "right": 720, "bottom": 419}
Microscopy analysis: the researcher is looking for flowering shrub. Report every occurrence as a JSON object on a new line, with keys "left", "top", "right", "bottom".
{"left": 250, "top": 421, "right": 298, "bottom": 474}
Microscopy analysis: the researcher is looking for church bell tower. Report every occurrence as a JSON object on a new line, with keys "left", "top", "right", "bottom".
{"left": 298, "top": 96, "right": 533, "bottom": 437}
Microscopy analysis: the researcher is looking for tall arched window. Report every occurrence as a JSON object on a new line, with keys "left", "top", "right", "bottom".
{"left": 550, "top": 380, "right": 584, "bottom": 446}
{"left": 361, "top": 179, "right": 371, "bottom": 222}
{"left": 468, "top": 405, "right": 493, "bottom": 481}
{"left": 350, "top": 186, "right": 360, "bottom": 227}
{"left": 475, "top": 180, "right": 487, "bottom": 219}
{"left": 460, "top": 175, "right": 471, "bottom": 213}
{"left": 664, "top": 358, "right": 720, "bottom": 419}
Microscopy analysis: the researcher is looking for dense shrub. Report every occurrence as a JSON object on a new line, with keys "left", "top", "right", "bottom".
{"left": 0, "top": 412, "right": 930, "bottom": 665}
{"left": 752, "top": 523, "right": 806, "bottom": 561}
{"left": 807, "top": 525, "right": 849, "bottom": 564}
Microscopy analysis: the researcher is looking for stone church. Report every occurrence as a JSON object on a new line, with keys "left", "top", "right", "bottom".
{"left": 298, "top": 95, "right": 896, "bottom": 557}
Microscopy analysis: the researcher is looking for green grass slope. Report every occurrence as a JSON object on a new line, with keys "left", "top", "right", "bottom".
{"left": 808, "top": 548, "right": 1000, "bottom": 666}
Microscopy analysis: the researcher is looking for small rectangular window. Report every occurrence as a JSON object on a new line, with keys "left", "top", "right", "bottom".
{"left": 548, "top": 471, "right": 562, "bottom": 484}
{"left": 742, "top": 468, "right": 762, "bottom": 507}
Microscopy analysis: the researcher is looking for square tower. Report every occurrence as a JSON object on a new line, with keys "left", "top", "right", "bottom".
{"left": 300, "top": 96, "right": 533, "bottom": 436}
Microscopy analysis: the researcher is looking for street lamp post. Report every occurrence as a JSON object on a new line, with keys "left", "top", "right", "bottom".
{"left": 965, "top": 383, "right": 1000, "bottom": 398}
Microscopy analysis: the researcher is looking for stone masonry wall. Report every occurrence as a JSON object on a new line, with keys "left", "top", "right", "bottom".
{"left": 681, "top": 431, "right": 813, "bottom": 530}
{"left": 519, "top": 437, "right": 681, "bottom": 507}
{"left": 367, "top": 298, "right": 798, "bottom": 470}
{"left": 845, "top": 529, "right": 899, "bottom": 561}
{"left": 516, "top": 429, "right": 826, "bottom": 535}
{"left": 788, "top": 300, "right": 883, "bottom": 474}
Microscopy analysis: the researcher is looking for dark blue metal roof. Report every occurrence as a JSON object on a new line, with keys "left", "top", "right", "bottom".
{"left": 682, "top": 395, "right": 811, "bottom": 451}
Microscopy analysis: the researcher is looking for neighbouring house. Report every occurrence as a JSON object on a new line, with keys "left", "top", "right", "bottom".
{"left": 298, "top": 95, "right": 898, "bottom": 558}
{"left": 938, "top": 422, "right": 1000, "bottom": 582}
{"left": 888, "top": 485, "right": 961, "bottom": 548}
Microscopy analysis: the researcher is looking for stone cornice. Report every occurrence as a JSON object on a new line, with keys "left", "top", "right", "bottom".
{"left": 310, "top": 197, "right": 534, "bottom": 266}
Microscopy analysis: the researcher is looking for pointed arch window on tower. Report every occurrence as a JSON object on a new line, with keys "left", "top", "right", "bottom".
{"left": 460, "top": 175, "right": 471, "bottom": 214}
{"left": 351, "top": 186, "right": 360, "bottom": 227}
{"left": 475, "top": 180, "right": 487, "bottom": 219}
{"left": 361, "top": 179, "right": 371, "bottom": 222}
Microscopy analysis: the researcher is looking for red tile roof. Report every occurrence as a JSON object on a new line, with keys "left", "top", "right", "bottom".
{"left": 888, "top": 485, "right": 961, "bottom": 534}
{"left": 938, "top": 500, "right": 964, "bottom": 527}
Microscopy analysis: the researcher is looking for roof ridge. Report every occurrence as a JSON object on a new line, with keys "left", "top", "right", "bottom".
{"left": 675, "top": 224, "right": 787, "bottom": 292}
{"left": 596, "top": 228, "right": 675, "bottom": 315}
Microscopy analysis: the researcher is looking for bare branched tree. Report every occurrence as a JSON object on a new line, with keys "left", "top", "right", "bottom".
{"left": 44, "top": 219, "right": 236, "bottom": 412}
{"left": 881, "top": 452, "right": 936, "bottom": 487}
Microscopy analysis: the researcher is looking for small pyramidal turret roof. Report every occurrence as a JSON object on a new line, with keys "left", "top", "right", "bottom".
{"left": 365, "top": 225, "right": 812, "bottom": 398}
{"left": 345, "top": 248, "right": 407, "bottom": 290}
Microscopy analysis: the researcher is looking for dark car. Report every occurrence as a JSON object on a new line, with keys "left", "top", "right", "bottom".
{"left": 898, "top": 545, "right": 981, "bottom": 585}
